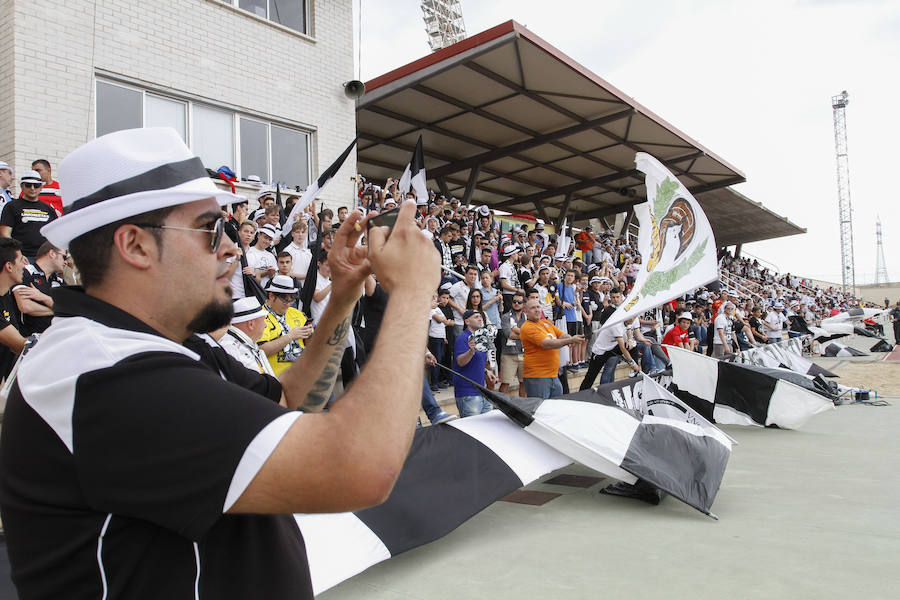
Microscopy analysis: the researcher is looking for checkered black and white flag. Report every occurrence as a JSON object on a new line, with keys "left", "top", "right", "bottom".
{"left": 667, "top": 346, "right": 834, "bottom": 429}
{"left": 296, "top": 412, "right": 571, "bottom": 595}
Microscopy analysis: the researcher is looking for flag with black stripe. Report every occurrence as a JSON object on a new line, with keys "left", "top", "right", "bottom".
{"left": 818, "top": 341, "right": 868, "bottom": 357}
{"left": 667, "top": 346, "right": 834, "bottom": 429}
{"left": 398, "top": 135, "right": 428, "bottom": 202}
{"left": 481, "top": 375, "right": 732, "bottom": 518}
{"left": 281, "top": 138, "right": 357, "bottom": 237}
{"left": 295, "top": 412, "right": 571, "bottom": 595}
{"left": 735, "top": 336, "right": 837, "bottom": 378}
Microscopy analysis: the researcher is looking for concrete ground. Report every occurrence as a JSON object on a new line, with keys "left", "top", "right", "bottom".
{"left": 324, "top": 348, "right": 900, "bottom": 599}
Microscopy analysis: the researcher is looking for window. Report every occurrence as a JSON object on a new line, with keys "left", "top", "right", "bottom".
{"left": 145, "top": 95, "right": 187, "bottom": 141}
{"left": 194, "top": 105, "right": 235, "bottom": 172}
{"left": 96, "top": 81, "right": 141, "bottom": 137}
{"left": 235, "top": 0, "right": 308, "bottom": 34}
{"left": 239, "top": 118, "right": 269, "bottom": 183}
{"left": 95, "top": 80, "right": 312, "bottom": 188}
{"left": 271, "top": 125, "right": 309, "bottom": 190}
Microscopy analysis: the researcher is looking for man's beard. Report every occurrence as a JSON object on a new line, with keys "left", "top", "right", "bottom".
{"left": 187, "top": 297, "right": 234, "bottom": 334}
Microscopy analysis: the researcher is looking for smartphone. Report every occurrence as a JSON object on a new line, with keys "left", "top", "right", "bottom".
{"left": 367, "top": 206, "right": 401, "bottom": 234}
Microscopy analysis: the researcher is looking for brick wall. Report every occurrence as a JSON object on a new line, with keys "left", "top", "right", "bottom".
{"left": 2, "top": 0, "right": 356, "bottom": 211}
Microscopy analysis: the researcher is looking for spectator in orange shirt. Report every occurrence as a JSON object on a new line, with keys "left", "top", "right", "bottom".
{"left": 574, "top": 224, "right": 597, "bottom": 265}
{"left": 519, "top": 298, "right": 583, "bottom": 398}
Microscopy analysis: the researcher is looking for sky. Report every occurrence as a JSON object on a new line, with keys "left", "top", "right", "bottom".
{"left": 353, "top": 0, "right": 900, "bottom": 285}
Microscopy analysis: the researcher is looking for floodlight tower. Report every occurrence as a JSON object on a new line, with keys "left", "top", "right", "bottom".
{"left": 831, "top": 90, "right": 856, "bottom": 296}
{"left": 875, "top": 217, "right": 889, "bottom": 285}
{"left": 421, "top": 0, "right": 467, "bottom": 52}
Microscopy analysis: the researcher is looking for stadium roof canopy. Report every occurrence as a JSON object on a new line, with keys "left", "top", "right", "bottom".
{"left": 357, "top": 20, "right": 805, "bottom": 246}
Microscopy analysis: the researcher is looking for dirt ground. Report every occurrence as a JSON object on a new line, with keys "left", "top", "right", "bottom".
{"left": 825, "top": 358, "right": 900, "bottom": 397}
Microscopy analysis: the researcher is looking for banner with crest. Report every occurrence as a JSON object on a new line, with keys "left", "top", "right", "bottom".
{"left": 602, "top": 152, "right": 718, "bottom": 330}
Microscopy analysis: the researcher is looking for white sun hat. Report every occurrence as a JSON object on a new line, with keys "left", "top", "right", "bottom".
{"left": 42, "top": 127, "right": 240, "bottom": 248}
{"left": 231, "top": 297, "right": 267, "bottom": 324}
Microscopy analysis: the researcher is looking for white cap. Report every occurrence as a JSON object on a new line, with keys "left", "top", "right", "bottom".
{"left": 257, "top": 224, "right": 278, "bottom": 239}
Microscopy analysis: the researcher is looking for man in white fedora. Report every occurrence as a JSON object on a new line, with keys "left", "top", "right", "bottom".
{"left": 0, "top": 127, "right": 439, "bottom": 599}
{"left": 219, "top": 295, "right": 276, "bottom": 376}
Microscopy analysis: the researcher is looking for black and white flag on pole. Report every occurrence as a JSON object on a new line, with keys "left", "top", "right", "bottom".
{"left": 398, "top": 135, "right": 428, "bottom": 202}
{"left": 667, "top": 346, "right": 834, "bottom": 429}
{"left": 818, "top": 341, "right": 868, "bottom": 357}
{"left": 296, "top": 412, "right": 571, "bottom": 595}
{"left": 484, "top": 377, "right": 732, "bottom": 518}
{"left": 281, "top": 138, "right": 357, "bottom": 237}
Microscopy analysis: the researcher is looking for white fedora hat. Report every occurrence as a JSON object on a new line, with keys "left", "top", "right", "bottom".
{"left": 42, "top": 127, "right": 239, "bottom": 248}
{"left": 231, "top": 297, "right": 267, "bottom": 324}
{"left": 265, "top": 275, "right": 299, "bottom": 294}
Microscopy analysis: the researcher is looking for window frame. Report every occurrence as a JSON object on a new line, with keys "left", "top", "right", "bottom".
{"left": 212, "top": 0, "right": 313, "bottom": 38}
{"left": 94, "top": 78, "right": 313, "bottom": 190}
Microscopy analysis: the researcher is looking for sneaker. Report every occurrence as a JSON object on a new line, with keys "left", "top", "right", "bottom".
{"left": 431, "top": 412, "right": 458, "bottom": 425}
{"left": 438, "top": 381, "right": 451, "bottom": 389}
{"left": 430, "top": 385, "right": 440, "bottom": 392}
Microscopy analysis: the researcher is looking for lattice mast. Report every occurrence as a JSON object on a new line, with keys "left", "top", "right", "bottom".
{"left": 421, "top": 0, "right": 467, "bottom": 52}
{"left": 875, "top": 216, "right": 889, "bottom": 285}
{"left": 831, "top": 90, "right": 856, "bottom": 296}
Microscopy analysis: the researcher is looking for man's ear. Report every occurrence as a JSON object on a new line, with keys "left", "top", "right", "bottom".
{"left": 111, "top": 225, "right": 157, "bottom": 271}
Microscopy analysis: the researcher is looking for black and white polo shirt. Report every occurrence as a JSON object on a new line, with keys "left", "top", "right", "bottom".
{"left": 0, "top": 288, "right": 312, "bottom": 599}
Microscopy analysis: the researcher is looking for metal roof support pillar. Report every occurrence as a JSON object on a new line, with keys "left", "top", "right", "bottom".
{"left": 462, "top": 165, "right": 481, "bottom": 204}
{"left": 556, "top": 192, "right": 573, "bottom": 228}
{"left": 734, "top": 243, "right": 742, "bottom": 259}
{"left": 623, "top": 208, "right": 635, "bottom": 242}
{"left": 435, "top": 176, "right": 452, "bottom": 200}
{"left": 533, "top": 199, "right": 550, "bottom": 224}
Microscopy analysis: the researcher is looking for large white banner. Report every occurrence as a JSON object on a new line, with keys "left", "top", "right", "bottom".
{"left": 603, "top": 152, "right": 718, "bottom": 330}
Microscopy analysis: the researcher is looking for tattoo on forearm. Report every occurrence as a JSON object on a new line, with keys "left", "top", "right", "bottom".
{"left": 304, "top": 317, "right": 351, "bottom": 409}
{"left": 326, "top": 318, "right": 350, "bottom": 346}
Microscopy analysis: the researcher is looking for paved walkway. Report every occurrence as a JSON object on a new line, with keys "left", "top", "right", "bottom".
{"left": 327, "top": 357, "right": 900, "bottom": 599}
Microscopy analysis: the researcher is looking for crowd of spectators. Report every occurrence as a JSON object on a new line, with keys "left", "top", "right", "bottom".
{"left": 0, "top": 161, "right": 888, "bottom": 423}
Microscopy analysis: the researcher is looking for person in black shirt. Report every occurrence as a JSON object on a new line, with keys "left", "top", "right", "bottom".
{"left": 748, "top": 305, "right": 768, "bottom": 344}
{"left": 0, "top": 129, "right": 440, "bottom": 600}
{"left": 12, "top": 240, "right": 66, "bottom": 336}
{"left": 0, "top": 170, "right": 57, "bottom": 262}
{"left": 224, "top": 198, "right": 249, "bottom": 243}
{"left": 0, "top": 237, "right": 27, "bottom": 379}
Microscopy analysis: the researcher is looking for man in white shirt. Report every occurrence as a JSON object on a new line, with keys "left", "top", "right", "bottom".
{"left": 763, "top": 302, "right": 786, "bottom": 345}
{"left": 579, "top": 315, "right": 640, "bottom": 390}
{"left": 712, "top": 301, "right": 737, "bottom": 358}
{"left": 245, "top": 223, "right": 278, "bottom": 287}
{"left": 533, "top": 265, "right": 554, "bottom": 319}
{"left": 310, "top": 252, "right": 332, "bottom": 324}
{"left": 498, "top": 245, "right": 523, "bottom": 313}
{"left": 219, "top": 297, "right": 276, "bottom": 376}
{"left": 0, "top": 161, "right": 13, "bottom": 209}
{"left": 283, "top": 220, "right": 311, "bottom": 281}
{"left": 448, "top": 265, "right": 481, "bottom": 337}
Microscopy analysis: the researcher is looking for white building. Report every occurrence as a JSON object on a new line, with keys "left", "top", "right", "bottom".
{"left": 0, "top": 0, "right": 357, "bottom": 210}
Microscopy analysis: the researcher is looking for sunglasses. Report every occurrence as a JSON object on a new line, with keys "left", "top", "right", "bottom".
{"left": 135, "top": 216, "right": 226, "bottom": 253}
{"left": 512, "top": 300, "right": 524, "bottom": 304}
{"left": 21, "top": 182, "right": 42, "bottom": 189}
{"left": 275, "top": 293, "right": 297, "bottom": 302}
